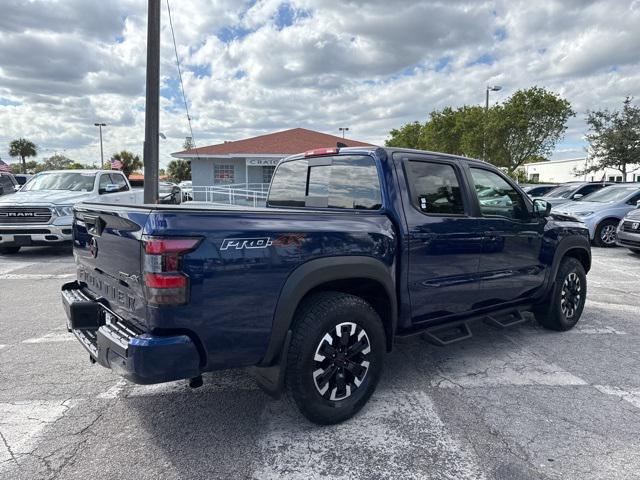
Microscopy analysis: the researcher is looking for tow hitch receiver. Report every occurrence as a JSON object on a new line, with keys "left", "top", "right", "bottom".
{"left": 61, "top": 281, "right": 103, "bottom": 331}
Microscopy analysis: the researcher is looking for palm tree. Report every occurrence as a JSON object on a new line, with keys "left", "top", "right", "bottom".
{"left": 9, "top": 138, "right": 38, "bottom": 174}
{"left": 167, "top": 159, "right": 191, "bottom": 182}
{"left": 111, "top": 150, "right": 142, "bottom": 177}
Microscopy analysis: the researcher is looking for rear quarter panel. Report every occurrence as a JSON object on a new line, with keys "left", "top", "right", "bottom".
{"left": 144, "top": 209, "right": 397, "bottom": 370}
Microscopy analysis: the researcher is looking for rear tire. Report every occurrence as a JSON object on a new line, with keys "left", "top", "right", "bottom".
{"left": 0, "top": 246, "right": 21, "bottom": 254}
{"left": 285, "top": 292, "right": 386, "bottom": 425}
{"left": 534, "top": 257, "right": 586, "bottom": 331}
{"left": 593, "top": 219, "right": 619, "bottom": 247}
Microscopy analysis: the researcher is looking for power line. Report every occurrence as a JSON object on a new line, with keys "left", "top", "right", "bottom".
{"left": 166, "top": 0, "right": 200, "bottom": 161}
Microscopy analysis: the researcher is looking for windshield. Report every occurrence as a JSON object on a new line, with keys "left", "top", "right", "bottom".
{"left": 22, "top": 172, "right": 96, "bottom": 192}
{"left": 543, "top": 184, "right": 580, "bottom": 198}
{"left": 582, "top": 186, "right": 640, "bottom": 203}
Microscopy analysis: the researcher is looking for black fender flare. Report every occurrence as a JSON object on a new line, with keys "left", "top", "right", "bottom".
{"left": 259, "top": 255, "right": 397, "bottom": 367}
{"left": 546, "top": 235, "right": 591, "bottom": 292}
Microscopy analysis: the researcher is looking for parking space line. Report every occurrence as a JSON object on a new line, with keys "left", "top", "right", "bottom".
{"left": 594, "top": 385, "right": 640, "bottom": 410}
{"left": 0, "top": 263, "right": 35, "bottom": 275}
{"left": 0, "top": 273, "right": 75, "bottom": 280}
{"left": 97, "top": 379, "right": 128, "bottom": 399}
{"left": 22, "top": 332, "right": 75, "bottom": 344}
{"left": 0, "top": 399, "right": 77, "bottom": 473}
{"left": 254, "top": 390, "right": 487, "bottom": 480}
{"left": 570, "top": 326, "right": 627, "bottom": 335}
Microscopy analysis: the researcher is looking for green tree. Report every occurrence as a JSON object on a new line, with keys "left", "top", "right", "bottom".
{"left": 385, "top": 122, "right": 424, "bottom": 149}
{"left": 488, "top": 87, "right": 574, "bottom": 173}
{"left": 578, "top": 97, "right": 640, "bottom": 181}
{"left": 167, "top": 159, "right": 191, "bottom": 182}
{"left": 385, "top": 87, "right": 573, "bottom": 173}
{"left": 111, "top": 150, "right": 142, "bottom": 177}
{"left": 41, "top": 154, "right": 73, "bottom": 170}
{"left": 9, "top": 138, "right": 38, "bottom": 174}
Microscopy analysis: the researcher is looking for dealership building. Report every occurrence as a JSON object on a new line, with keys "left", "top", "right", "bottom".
{"left": 522, "top": 157, "right": 640, "bottom": 184}
{"left": 171, "top": 128, "right": 374, "bottom": 202}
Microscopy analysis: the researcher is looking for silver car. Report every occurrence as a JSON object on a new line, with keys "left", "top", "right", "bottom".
{"left": 552, "top": 184, "right": 640, "bottom": 247}
{"left": 537, "top": 181, "right": 614, "bottom": 208}
{"left": 617, "top": 208, "right": 640, "bottom": 254}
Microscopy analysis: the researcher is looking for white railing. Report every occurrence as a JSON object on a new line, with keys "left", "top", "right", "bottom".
{"left": 191, "top": 183, "right": 269, "bottom": 207}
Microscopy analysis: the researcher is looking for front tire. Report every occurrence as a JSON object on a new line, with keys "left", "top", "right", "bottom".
{"left": 285, "top": 292, "right": 386, "bottom": 425}
{"left": 593, "top": 219, "right": 619, "bottom": 247}
{"left": 0, "top": 246, "right": 21, "bottom": 254}
{"left": 535, "top": 257, "right": 587, "bottom": 331}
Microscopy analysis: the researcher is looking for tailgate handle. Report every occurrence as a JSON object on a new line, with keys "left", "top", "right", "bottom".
{"left": 84, "top": 215, "right": 105, "bottom": 237}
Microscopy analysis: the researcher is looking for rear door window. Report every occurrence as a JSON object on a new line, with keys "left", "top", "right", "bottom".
{"left": 405, "top": 161, "right": 465, "bottom": 215}
{"left": 268, "top": 156, "right": 382, "bottom": 210}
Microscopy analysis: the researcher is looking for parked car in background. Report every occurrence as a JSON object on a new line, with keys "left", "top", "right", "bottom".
{"left": 538, "top": 182, "right": 614, "bottom": 207}
{"left": 158, "top": 182, "right": 182, "bottom": 204}
{"left": 179, "top": 180, "right": 192, "bottom": 201}
{"left": 617, "top": 208, "right": 640, "bottom": 254}
{"left": 0, "top": 172, "right": 19, "bottom": 196}
{"left": 552, "top": 184, "right": 640, "bottom": 247}
{"left": 13, "top": 174, "right": 33, "bottom": 187}
{"left": 0, "top": 170, "right": 143, "bottom": 254}
{"left": 520, "top": 184, "right": 559, "bottom": 197}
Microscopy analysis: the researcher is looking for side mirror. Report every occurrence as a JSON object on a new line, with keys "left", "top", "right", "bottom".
{"left": 99, "top": 184, "right": 119, "bottom": 194}
{"left": 572, "top": 193, "right": 583, "bottom": 200}
{"left": 533, "top": 199, "right": 552, "bottom": 217}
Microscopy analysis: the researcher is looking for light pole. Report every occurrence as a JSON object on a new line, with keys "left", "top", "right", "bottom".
{"left": 338, "top": 127, "right": 350, "bottom": 139}
{"left": 94, "top": 123, "right": 106, "bottom": 168}
{"left": 483, "top": 85, "right": 502, "bottom": 160}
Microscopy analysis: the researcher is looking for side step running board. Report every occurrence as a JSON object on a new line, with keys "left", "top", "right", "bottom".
{"left": 422, "top": 322, "right": 472, "bottom": 346}
{"left": 484, "top": 310, "right": 528, "bottom": 329}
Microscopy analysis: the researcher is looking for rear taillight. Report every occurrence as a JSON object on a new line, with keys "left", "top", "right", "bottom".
{"left": 142, "top": 237, "right": 201, "bottom": 306}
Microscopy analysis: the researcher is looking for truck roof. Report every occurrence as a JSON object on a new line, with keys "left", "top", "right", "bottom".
{"left": 35, "top": 169, "right": 117, "bottom": 174}
{"left": 283, "top": 146, "right": 487, "bottom": 164}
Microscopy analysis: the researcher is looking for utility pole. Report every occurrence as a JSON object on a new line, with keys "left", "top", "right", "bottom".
{"left": 483, "top": 85, "right": 502, "bottom": 161}
{"left": 143, "top": 0, "right": 161, "bottom": 204}
{"left": 94, "top": 123, "right": 106, "bottom": 168}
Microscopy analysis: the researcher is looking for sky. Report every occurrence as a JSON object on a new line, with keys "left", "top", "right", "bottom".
{"left": 0, "top": 0, "right": 639, "bottom": 169}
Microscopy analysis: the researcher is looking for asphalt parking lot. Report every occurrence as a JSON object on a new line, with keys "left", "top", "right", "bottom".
{"left": 1, "top": 247, "right": 639, "bottom": 480}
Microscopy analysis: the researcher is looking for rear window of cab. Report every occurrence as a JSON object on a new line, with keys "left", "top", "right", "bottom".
{"left": 267, "top": 155, "right": 382, "bottom": 210}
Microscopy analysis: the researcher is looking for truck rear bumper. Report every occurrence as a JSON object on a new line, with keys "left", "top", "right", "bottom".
{"left": 61, "top": 281, "right": 201, "bottom": 384}
{"left": 0, "top": 224, "right": 73, "bottom": 246}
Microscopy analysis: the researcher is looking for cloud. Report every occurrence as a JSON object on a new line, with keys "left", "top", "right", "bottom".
{"left": 0, "top": 0, "right": 638, "bottom": 167}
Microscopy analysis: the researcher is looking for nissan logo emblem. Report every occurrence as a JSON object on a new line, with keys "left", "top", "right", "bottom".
{"left": 89, "top": 237, "right": 99, "bottom": 258}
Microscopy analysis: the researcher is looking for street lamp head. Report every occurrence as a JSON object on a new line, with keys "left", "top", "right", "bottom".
{"left": 487, "top": 85, "right": 502, "bottom": 92}
{"left": 94, "top": 122, "right": 107, "bottom": 127}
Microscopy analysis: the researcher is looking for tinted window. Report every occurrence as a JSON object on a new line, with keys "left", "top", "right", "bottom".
{"left": 268, "top": 159, "right": 308, "bottom": 207}
{"left": 99, "top": 174, "right": 111, "bottom": 191}
{"left": 268, "top": 156, "right": 381, "bottom": 210}
{"left": 578, "top": 184, "right": 604, "bottom": 196}
{"left": 470, "top": 167, "right": 528, "bottom": 220}
{"left": 110, "top": 174, "right": 129, "bottom": 192}
{"left": 405, "top": 161, "right": 464, "bottom": 215}
{"left": 0, "top": 175, "right": 14, "bottom": 189}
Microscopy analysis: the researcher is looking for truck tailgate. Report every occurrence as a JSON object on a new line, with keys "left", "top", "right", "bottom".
{"left": 73, "top": 204, "right": 151, "bottom": 327}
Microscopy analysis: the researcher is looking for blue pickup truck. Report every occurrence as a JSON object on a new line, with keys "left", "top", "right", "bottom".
{"left": 62, "top": 146, "right": 591, "bottom": 424}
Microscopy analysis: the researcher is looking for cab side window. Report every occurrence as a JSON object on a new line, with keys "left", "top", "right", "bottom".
{"left": 110, "top": 174, "right": 129, "bottom": 192}
{"left": 406, "top": 161, "right": 465, "bottom": 215}
{"left": 469, "top": 167, "right": 528, "bottom": 220}
{"left": 98, "top": 174, "right": 111, "bottom": 193}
